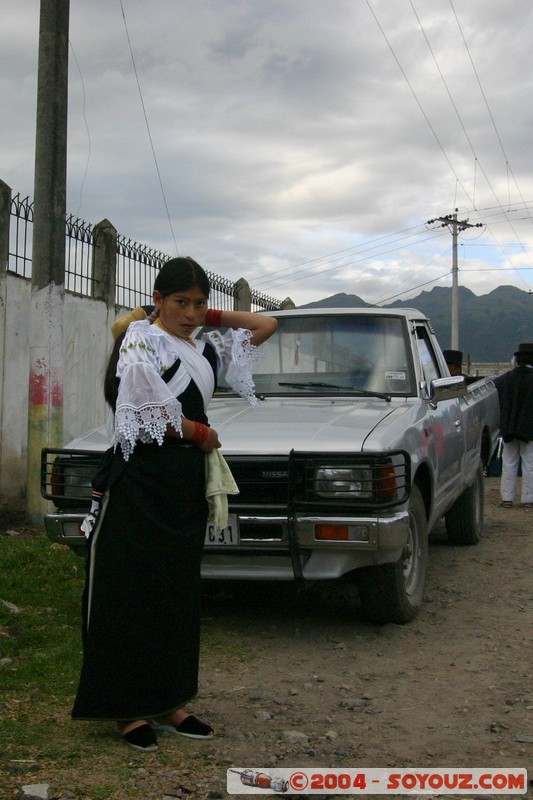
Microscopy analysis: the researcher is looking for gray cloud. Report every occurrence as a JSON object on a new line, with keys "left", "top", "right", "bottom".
{"left": 2, "top": 0, "right": 533, "bottom": 306}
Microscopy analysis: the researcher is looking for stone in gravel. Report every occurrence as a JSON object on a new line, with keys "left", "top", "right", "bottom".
{"left": 178, "top": 781, "right": 197, "bottom": 794}
{"left": 282, "top": 730, "right": 309, "bottom": 745}
{"left": 21, "top": 785, "right": 49, "bottom": 800}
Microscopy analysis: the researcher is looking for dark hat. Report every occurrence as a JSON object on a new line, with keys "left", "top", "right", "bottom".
{"left": 443, "top": 349, "right": 463, "bottom": 366}
{"left": 514, "top": 342, "right": 533, "bottom": 356}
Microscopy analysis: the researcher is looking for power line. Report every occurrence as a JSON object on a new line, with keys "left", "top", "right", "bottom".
{"left": 253, "top": 230, "right": 449, "bottom": 292}
{"left": 68, "top": 41, "right": 91, "bottom": 217}
{"left": 373, "top": 271, "right": 452, "bottom": 305}
{"left": 448, "top": 0, "right": 533, "bottom": 284}
{"left": 409, "top": 0, "right": 503, "bottom": 212}
{"left": 119, "top": 0, "right": 179, "bottom": 255}
{"left": 366, "top": 0, "right": 533, "bottom": 293}
{"left": 364, "top": 0, "right": 474, "bottom": 207}
{"left": 255, "top": 199, "right": 533, "bottom": 291}
{"left": 249, "top": 225, "right": 445, "bottom": 289}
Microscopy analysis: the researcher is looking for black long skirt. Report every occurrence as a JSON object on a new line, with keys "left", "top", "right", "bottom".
{"left": 71, "top": 439, "right": 207, "bottom": 721}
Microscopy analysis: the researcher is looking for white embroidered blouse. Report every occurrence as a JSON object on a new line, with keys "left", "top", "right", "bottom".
{"left": 110, "top": 320, "right": 260, "bottom": 460}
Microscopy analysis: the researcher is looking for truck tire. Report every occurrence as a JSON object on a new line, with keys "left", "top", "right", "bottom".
{"left": 357, "top": 485, "right": 428, "bottom": 624}
{"left": 445, "top": 460, "right": 484, "bottom": 545}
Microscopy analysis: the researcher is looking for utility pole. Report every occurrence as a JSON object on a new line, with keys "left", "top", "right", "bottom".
{"left": 27, "top": 0, "right": 70, "bottom": 524}
{"left": 427, "top": 209, "right": 482, "bottom": 350}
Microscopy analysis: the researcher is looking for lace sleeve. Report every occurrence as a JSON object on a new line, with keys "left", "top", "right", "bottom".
{"left": 113, "top": 326, "right": 183, "bottom": 459}
{"left": 202, "top": 328, "right": 262, "bottom": 406}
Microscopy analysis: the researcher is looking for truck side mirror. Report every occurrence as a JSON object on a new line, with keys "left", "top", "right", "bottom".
{"left": 428, "top": 375, "right": 467, "bottom": 403}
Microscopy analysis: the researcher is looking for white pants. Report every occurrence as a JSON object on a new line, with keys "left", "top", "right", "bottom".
{"left": 500, "top": 439, "right": 533, "bottom": 504}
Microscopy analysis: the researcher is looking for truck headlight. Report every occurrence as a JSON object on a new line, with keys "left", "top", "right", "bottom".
{"left": 314, "top": 466, "right": 373, "bottom": 499}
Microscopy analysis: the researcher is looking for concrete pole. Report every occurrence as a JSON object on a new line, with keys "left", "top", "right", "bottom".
{"left": 27, "top": 0, "right": 70, "bottom": 524}
{"left": 450, "top": 212, "right": 459, "bottom": 350}
{"left": 427, "top": 210, "right": 482, "bottom": 354}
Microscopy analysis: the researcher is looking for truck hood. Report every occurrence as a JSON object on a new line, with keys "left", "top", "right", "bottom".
{"left": 207, "top": 396, "right": 412, "bottom": 455}
{"left": 64, "top": 397, "right": 413, "bottom": 455}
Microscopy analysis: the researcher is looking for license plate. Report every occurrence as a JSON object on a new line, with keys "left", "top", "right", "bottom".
{"left": 205, "top": 514, "right": 239, "bottom": 545}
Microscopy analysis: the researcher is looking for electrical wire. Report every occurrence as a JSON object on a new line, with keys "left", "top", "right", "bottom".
{"left": 364, "top": 0, "right": 474, "bottom": 208}
{"left": 69, "top": 40, "right": 91, "bottom": 218}
{"left": 362, "top": 0, "right": 532, "bottom": 294}
{"left": 249, "top": 225, "right": 446, "bottom": 289}
{"left": 448, "top": 0, "right": 533, "bottom": 285}
{"left": 254, "top": 199, "right": 533, "bottom": 298}
{"left": 118, "top": 0, "right": 179, "bottom": 255}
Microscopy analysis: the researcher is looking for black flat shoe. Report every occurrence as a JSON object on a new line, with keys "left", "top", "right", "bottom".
{"left": 116, "top": 722, "right": 158, "bottom": 752}
{"left": 152, "top": 714, "right": 214, "bottom": 739}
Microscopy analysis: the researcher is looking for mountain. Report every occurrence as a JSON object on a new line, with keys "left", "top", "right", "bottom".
{"left": 301, "top": 285, "right": 533, "bottom": 361}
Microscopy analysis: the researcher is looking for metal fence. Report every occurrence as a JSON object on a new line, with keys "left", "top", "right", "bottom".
{"left": 7, "top": 192, "right": 281, "bottom": 312}
{"left": 8, "top": 193, "right": 33, "bottom": 279}
{"left": 65, "top": 213, "right": 95, "bottom": 297}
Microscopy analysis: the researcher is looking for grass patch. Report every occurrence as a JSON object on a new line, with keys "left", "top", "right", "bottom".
{"left": 0, "top": 536, "right": 251, "bottom": 798}
{"left": 0, "top": 539, "right": 83, "bottom": 690}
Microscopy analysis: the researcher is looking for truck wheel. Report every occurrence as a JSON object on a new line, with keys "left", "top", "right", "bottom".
{"left": 445, "top": 460, "right": 484, "bottom": 545}
{"left": 357, "top": 485, "right": 428, "bottom": 624}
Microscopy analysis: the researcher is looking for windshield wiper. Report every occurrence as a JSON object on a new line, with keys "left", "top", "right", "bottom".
{"left": 279, "top": 381, "right": 344, "bottom": 389}
{"left": 278, "top": 381, "right": 391, "bottom": 401}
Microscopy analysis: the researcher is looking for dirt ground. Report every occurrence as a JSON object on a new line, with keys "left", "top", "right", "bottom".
{"left": 190, "top": 476, "right": 533, "bottom": 798}
{"left": 2, "top": 478, "right": 532, "bottom": 799}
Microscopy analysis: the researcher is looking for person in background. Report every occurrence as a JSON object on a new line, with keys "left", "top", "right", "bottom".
{"left": 443, "top": 348, "right": 464, "bottom": 377}
{"left": 493, "top": 342, "right": 533, "bottom": 509}
{"left": 71, "top": 256, "right": 277, "bottom": 752}
{"left": 442, "top": 349, "right": 478, "bottom": 384}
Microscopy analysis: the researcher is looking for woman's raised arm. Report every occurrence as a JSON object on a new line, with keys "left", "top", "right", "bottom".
{"left": 206, "top": 309, "right": 277, "bottom": 346}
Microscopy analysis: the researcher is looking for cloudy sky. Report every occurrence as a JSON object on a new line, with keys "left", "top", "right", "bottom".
{"left": 2, "top": 0, "right": 533, "bottom": 306}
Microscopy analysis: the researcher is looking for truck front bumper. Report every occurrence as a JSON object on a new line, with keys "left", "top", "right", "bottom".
{"left": 45, "top": 508, "right": 411, "bottom": 581}
{"left": 44, "top": 513, "right": 88, "bottom": 555}
{"left": 202, "top": 510, "right": 410, "bottom": 581}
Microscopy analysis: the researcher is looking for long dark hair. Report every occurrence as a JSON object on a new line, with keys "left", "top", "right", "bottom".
{"left": 154, "top": 256, "right": 210, "bottom": 299}
{"left": 104, "top": 332, "right": 126, "bottom": 411}
{"left": 104, "top": 257, "right": 210, "bottom": 409}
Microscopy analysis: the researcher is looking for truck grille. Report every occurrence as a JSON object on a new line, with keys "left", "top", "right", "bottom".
{"left": 42, "top": 449, "right": 409, "bottom": 512}
{"left": 41, "top": 449, "right": 102, "bottom": 509}
{"left": 225, "top": 457, "right": 291, "bottom": 506}
{"left": 225, "top": 452, "right": 409, "bottom": 511}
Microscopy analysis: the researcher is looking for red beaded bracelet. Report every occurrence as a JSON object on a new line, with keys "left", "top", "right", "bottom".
{"left": 205, "top": 308, "right": 223, "bottom": 327}
{"left": 190, "top": 421, "right": 210, "bottom": 444}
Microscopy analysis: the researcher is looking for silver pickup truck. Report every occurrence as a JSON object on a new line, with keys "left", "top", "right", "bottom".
{"left": 42, "top": 307, "right": 500, "bottom": 624}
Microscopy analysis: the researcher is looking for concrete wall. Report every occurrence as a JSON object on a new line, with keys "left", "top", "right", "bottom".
{"left": 0, "top": 270, "right": 127, "bottom": 499}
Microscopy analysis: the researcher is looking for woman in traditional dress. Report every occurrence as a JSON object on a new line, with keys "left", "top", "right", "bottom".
{"left": 71, "top": 257, "right": 277, "bottom": 752}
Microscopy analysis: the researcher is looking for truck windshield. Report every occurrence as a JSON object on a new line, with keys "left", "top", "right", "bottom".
{"left": 220, "top": 314, "right": 415, "bottom": 397}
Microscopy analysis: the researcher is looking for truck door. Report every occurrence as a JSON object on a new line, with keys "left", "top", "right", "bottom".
{"left": 414, "top": 325, "right": 464, "bottom": 516}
